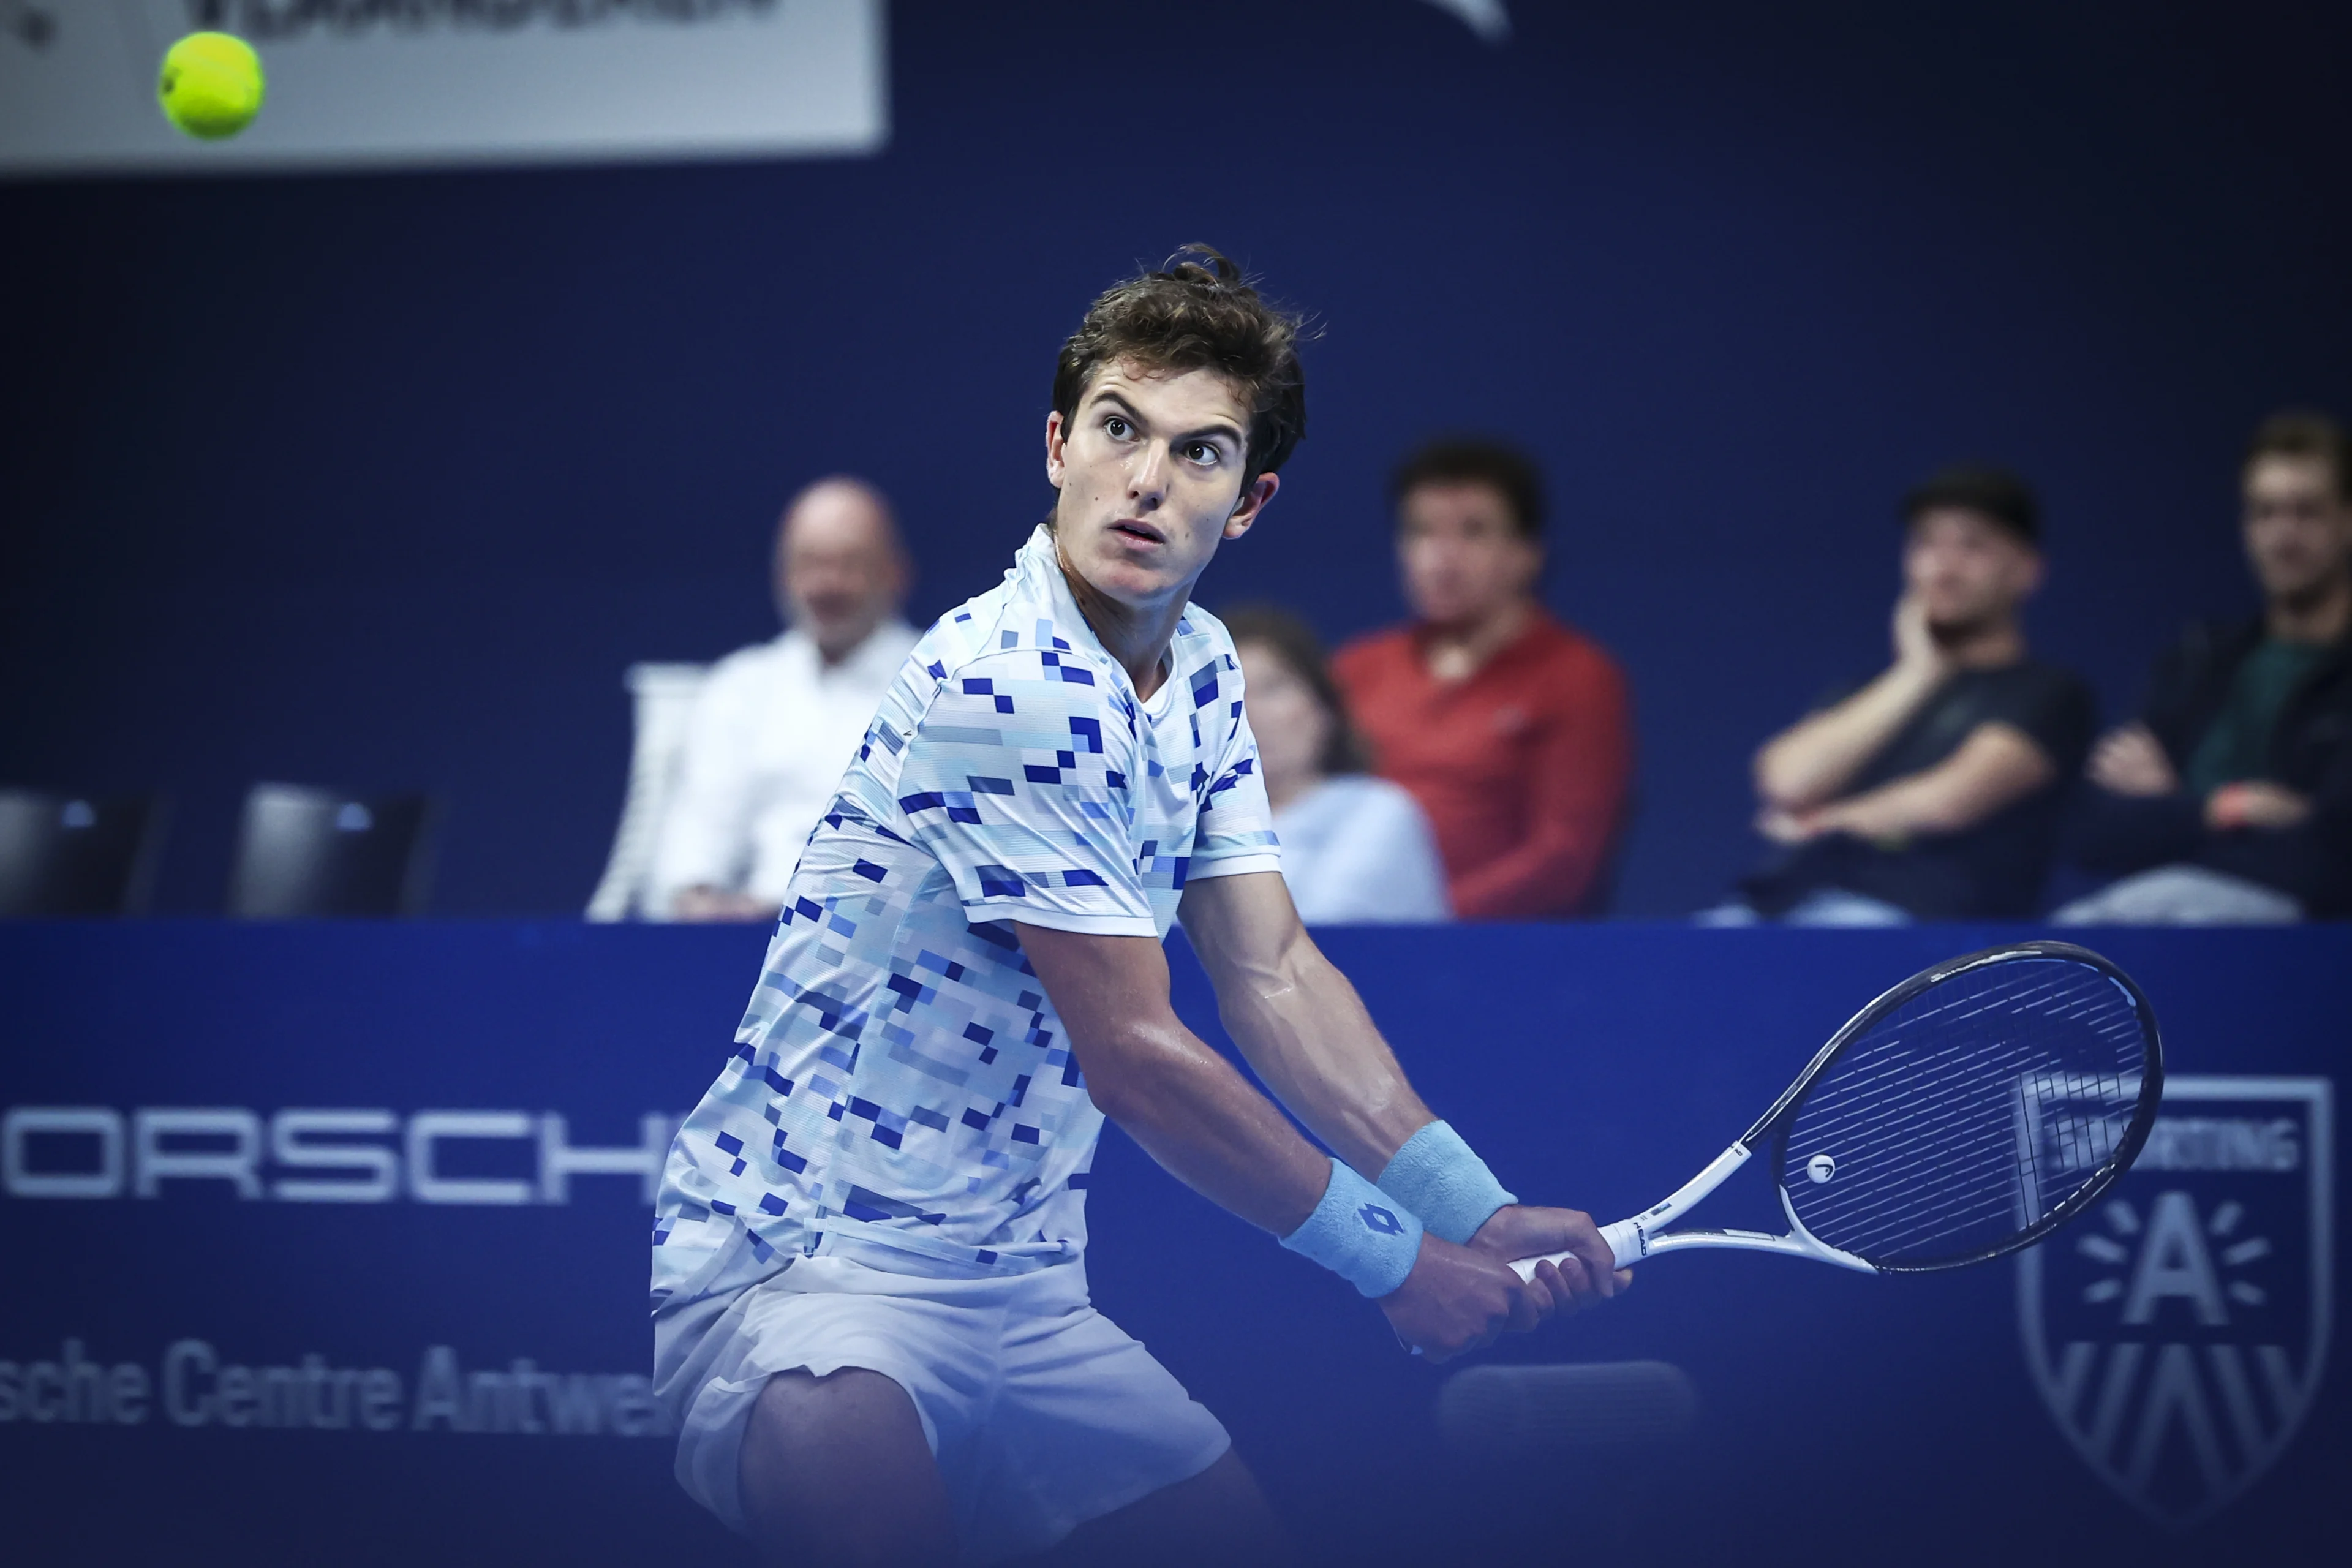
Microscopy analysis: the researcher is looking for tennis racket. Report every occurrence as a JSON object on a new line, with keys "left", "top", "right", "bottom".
{"left": 1512, "top": 940, "right": 2163, "bottom": 1280}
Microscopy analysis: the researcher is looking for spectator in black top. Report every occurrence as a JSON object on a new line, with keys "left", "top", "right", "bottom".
{"left": 2057, "top": 412, "right": 2352, "bottom": 922}
{"left": 1704, "top": 466, "right": 2095, "bottom": 924}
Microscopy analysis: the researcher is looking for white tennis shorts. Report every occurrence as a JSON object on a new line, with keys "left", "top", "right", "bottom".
{"left": 654, "top": 1246, "right": 1231, "bottom": 1564}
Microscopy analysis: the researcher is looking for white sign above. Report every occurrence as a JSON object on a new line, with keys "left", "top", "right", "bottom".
{"left": 0, "top": 0, "right": 888, "bottom": 178}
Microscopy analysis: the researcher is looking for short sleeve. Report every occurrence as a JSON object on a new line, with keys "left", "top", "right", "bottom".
{"left": 892, "top": 650, "right": 1159, "bottom": 937}
{"left": 1191, "top": 705, "right": 1284, "bottom": 881}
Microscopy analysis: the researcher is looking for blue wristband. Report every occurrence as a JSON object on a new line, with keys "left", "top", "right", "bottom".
{"left": 1280, "top": 1159, "right": 1425, "bottom": 1297}
{"left": 1375, "top": 1120, "right": 1517, "bottom": 1245}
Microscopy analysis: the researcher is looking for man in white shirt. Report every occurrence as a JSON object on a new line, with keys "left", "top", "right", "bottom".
{"left": 652, "top": 477, "right": 922, "bottom": 921}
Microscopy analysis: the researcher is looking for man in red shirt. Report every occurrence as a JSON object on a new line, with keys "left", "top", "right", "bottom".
{"left": 1334, "top": 439, "right": 1634, "bottom": 918}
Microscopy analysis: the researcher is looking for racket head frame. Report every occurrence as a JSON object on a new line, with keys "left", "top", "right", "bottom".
{"left": 1754, "top": 938, "right": 2165, "bottom": 1274}
{"left": 1519, "top": 941, "right": 2165, "bottom": 1282}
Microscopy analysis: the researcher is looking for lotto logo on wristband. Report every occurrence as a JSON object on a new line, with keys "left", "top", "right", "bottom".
{"left": 1357, "top": 1204, "right": 1403, "bottom": 1235}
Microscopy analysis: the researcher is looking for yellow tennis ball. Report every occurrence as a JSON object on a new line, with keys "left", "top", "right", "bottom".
{"left": 158, "top": 32, "right": 266, "bottom": 141}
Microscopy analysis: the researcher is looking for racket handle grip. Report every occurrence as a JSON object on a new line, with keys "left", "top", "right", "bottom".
{"left": 1507, "top": 1221, "right": 1643, "bottom": 1282}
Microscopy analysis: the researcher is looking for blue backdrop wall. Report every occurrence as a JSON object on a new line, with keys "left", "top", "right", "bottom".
{"left": 4, "top": 0, "right": 2350, "bottom": 916}
{"left": 1, "top": 922, "right": 2342, "bottom": 1561}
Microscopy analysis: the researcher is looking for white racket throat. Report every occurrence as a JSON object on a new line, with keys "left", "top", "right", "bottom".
{"left": 1509, "top": 1139, "right": 1872, "bottom": 1280}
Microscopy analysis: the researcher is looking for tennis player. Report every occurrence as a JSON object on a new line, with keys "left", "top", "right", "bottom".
{"left": 650, "top": 249, "right": 1624, "bottom": 1566}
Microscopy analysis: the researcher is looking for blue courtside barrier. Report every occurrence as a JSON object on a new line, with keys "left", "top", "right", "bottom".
{"left": 0, "top": 923, "right": 2340, "bottom": 1564}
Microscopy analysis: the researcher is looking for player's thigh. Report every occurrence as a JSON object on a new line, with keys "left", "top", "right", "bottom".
{"left": 1037, "top": 1447, "right": 1292, "bottom": 1568}
{"left": 738, "top": 1367, "right": 956, "bottom": 1568}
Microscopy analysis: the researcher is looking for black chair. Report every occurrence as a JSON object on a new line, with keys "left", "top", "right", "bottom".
{"left": 225, "top": 784, "right": 439, "bottom": 918}
{"left": 0, "top": 790, "right": 167, "bottom": 917}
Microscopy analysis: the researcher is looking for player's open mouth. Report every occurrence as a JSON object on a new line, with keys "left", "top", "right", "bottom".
{"left": 1109, "top": 520, "right": 1165, "bottom": 545}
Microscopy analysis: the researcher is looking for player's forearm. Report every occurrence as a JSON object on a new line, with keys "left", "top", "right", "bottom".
{"left": 1015, "top": 921, "right": 1336, "bottom": 1234}
{"left": 1754, "top": 664, "right": 1939, "bottom": 810}
{"left": 1172, "top": 883, "right": 1522, "bottom": 1271}
{"left": 1074, "top": 1013, "right": 1335, "bottom": 1235}
{"left": 1208, "top": 930, "right": 1432, "bottom": 1176}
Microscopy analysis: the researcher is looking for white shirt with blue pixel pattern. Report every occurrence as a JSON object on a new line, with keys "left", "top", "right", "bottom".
{"left": 652, "top": 526, "right": 1283, "bottom": 1308}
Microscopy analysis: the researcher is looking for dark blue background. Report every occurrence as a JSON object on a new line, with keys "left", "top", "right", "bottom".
{"left": 4, "top": 0, "right": 2350, "bottom": 915}
{"left": 0, "top": 922, "right": 2342, "bottom": 1564}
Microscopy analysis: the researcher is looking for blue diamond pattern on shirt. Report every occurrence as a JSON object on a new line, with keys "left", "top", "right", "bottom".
{"left": 651, "top": 524, "right": 1283, "bottom": 1302}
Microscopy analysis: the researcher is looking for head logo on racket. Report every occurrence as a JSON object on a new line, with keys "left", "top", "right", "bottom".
{"left": 1804, "top": 1153, "right": 1837, "bottom": 1185}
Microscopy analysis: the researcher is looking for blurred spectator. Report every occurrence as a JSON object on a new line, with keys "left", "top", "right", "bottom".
{"left": 1333, "top": 439, "right": 1632, "bottom": 918}
{"left": 1708, "top": 467, "right": 2092, "bottom": 924}
{"left": 650, "top": 477, "right": 919, "bottom": 922}
{"left": 1223, "top": 606, "right": 1451, "bottom": 924}
{"left": 2057, "top": 412, "right": 2352, "bottom": 922}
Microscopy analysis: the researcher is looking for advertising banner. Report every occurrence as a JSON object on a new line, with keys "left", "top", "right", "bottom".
{"left": 0, "top": 1, "right": 887, "bottom": 177}
{"left": 0, "top": 923, "right": 2340, "bottom": 1564}
{"left": 2021, "top": 1076, "right": 2332, "bottom": 1529}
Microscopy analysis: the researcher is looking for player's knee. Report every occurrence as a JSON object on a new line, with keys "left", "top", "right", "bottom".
{"left": 740, "top": 1369, "right": 951, "bottom": 1566}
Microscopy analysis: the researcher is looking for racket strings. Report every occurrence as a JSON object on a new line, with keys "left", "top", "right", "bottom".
{"left": 1789, "top": 978, "right": 2144, "bottom": 1259}
{"left": 1779, "top": 958, "right": 2149, "bottom": 1267}
{"left": 1796, "top": 1041, "right": 2141, "bottom": 1260}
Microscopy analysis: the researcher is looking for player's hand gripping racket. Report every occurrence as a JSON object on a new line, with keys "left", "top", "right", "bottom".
{"left": 1513, "top": 941, "right": 2163, "bottom": 1280}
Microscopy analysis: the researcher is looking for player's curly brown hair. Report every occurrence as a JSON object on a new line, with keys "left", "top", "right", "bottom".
{"left": 1052, "top": 246, "right": 1309, "bottom": 485}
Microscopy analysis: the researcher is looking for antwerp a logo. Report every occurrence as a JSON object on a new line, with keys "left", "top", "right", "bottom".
{"left": 2019, "top": 1076, "right": 2333, "bottom": 1529}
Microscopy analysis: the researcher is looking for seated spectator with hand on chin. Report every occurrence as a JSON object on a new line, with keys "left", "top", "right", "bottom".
{"left": 1709, "top": 466, "right": 2093, "bottom": 924}
{"left": 2059, "top": 411, "right": 2352, "bottom": 923}
{"left": 650, "top": 477, "right": 919, "bottom": 922}
{"left": 1223, "top": 606, "right": 1450, "bottom": 924}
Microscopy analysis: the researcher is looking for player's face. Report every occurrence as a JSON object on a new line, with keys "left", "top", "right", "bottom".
{"left": 1236, "top": 640, "right": 1331, "bottom": 796}
{"left": 1046, "top": 361, "right": 1276, "bottom": 611}
{"left": 1902, "top": 507, "right": 2041, "bottom": 634}
{"left": 1396, "top": 481, "right": 1540, "bottom": 630}
{"left": 2243, "top": 454, "right": 2352, "bottom": 605}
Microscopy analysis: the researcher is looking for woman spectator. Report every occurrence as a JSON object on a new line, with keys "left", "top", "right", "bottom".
{"left": 1223, "top": 606, "right": 1452, "bottom": 924}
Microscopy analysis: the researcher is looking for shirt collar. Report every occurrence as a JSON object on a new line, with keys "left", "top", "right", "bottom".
{"left": 1020, "top": 524, "right": 1115, "bottom": 665}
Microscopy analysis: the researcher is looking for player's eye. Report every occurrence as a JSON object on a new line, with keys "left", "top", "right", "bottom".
{"left": 1103, "top": 415, "right": 1132, "bottom": 439}
{"left": 1185, "top": 442, "right": 1221, "bottom": 466}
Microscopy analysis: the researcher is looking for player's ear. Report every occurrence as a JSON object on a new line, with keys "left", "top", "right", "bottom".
{"left": 1224, "top": 471, "right": 1279, "bottom": 540}
{"left": 1044, "top": 410, "right": 1068, "bottom": 490}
